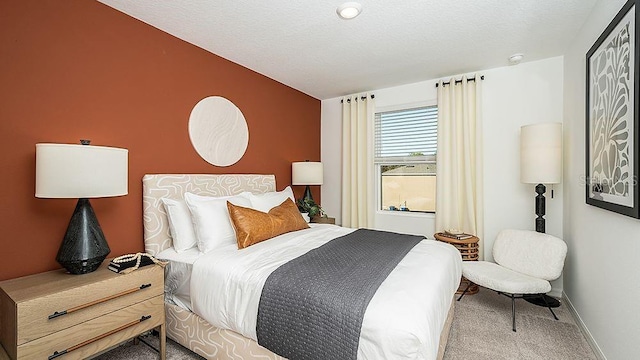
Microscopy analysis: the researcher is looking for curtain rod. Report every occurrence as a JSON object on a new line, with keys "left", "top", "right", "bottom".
{"left": 435, "top": 75, "right": 485, "bottom": 87}
{"left": 341, "top": 94, "right": 375, "bottom": 103}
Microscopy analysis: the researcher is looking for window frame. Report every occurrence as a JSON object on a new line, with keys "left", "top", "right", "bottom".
{"left": 374, "top": 101, "right": 437, "bottom": 216}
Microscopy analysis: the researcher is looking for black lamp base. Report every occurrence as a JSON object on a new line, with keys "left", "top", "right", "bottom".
{"left": 524, "top": 294, "right": 561, "bottom": 308}
{"left": 58, "top": 257, "right": 107, "bottom": 275}
{"left": 303, "top": 185, "right": 314, "bottom": 202}
{"left": 56, "top": 198, "right": 110, "bottom": 274}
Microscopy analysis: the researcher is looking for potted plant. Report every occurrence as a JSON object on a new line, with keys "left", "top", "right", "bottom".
{"left": 296, "top": 198, "right": 327, "bottom": 221}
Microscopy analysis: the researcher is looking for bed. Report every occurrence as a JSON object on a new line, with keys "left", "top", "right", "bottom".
{"left": 142, "top": 174, "right": 461, "bottom": 360}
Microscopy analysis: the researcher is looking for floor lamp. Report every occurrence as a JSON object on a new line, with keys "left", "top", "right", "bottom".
{"left": 36, "top": 141, "right": 128, "bottom": 274}
{"left": 520, "top": 123, "right": 562, "bottom": 307}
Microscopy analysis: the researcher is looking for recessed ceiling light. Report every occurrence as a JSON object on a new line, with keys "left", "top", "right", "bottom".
{"left": 337, "top": 2, "right": 362, "bottom": 20}
{"left": 508, "top": 53, "right": 524, "bottom": 65}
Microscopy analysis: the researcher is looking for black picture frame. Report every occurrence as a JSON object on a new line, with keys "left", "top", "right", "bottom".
{"left": 586, "top": 0, "right": 640, "bottom": 218}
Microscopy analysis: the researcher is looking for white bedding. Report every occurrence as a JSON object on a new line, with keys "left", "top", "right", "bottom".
{"left": 189, "top": 224, "right": 462, "bottom": 360}
{"left": 157, "top": 246, "right": 202, "bottom": 311}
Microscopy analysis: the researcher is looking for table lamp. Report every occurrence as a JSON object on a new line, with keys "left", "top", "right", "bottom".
{"left": 520, "top": 123, "right": 562, "bottom": 233}
{"left": 36, "top": 140, "right": 128, "bottom": 274}
{"left": 292, "top": 161, "right": 323, "bottom": 202}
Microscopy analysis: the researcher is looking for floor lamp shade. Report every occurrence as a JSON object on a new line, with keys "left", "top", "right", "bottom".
{"left": 520, "top": 123, "right": 562, "bottom": 185}
{"left": 36, "top": 143, "right": 128, "bottom": 274}
{"left": 292, "top": 161, "right": 323, "bottom": 202}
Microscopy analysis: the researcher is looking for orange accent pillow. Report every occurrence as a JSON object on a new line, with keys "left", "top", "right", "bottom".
{"left": 227, "top": 198, "right": 310, "bottom": 249}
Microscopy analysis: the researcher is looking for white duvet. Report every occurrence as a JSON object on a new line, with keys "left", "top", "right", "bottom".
{"left": 190, "top": 224, "right": 462, "bottom": 360}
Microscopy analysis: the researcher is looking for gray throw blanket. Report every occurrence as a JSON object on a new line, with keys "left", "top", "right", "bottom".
{"left": 256, "top": 228, "right": 423, "bottom": 360}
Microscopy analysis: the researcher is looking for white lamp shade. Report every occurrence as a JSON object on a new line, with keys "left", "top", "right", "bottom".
{"left": 292, "top": 162, "right": 323, "bottom": 185}
{"left": 36, "top": 143, "right": 128, "bottom": 198}
{"left": 520, "top": 123, "right": 562, "bottom": 184}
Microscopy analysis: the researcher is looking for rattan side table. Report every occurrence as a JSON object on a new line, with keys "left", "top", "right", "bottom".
{"left": 434, "top": 232, "right": 479, "bottom": 295}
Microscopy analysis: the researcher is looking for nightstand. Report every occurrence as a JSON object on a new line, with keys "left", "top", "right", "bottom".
{"left": 310, "top": 216, "right": 336, "bottom": 224}
{"left": 0, "top": 262, "right": 165, "bottom": 360}
{"left": 434, "top": 232, "right": 480, "bottom": 295}
{"left": 0, "top": 343, "right": 8, "bottom": 360}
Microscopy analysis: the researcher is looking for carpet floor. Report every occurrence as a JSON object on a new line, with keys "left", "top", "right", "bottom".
{"left": 95, "top": 289, "right": 596, "bottom": 359}
{"left": 444, "top": 289, "right": 596, "bottom": 359}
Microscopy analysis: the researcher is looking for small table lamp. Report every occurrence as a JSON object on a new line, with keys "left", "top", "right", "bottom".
{"left": 292, "top": 161, "right": 323, "bottom": 202}
{"left": 36, "top": 140, "right": 128, "bottom": 274}
{"left": 520, "top": 123, "right": 562, "bottom": 233}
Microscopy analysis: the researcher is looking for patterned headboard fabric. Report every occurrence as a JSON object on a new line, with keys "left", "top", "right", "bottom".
{"left": 142, "top": 174, "right": 276, "bottom": 255}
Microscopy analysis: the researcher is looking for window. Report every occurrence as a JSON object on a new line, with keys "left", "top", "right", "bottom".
{"left": 374, "top": 106, "right": 437, "bottom": 213}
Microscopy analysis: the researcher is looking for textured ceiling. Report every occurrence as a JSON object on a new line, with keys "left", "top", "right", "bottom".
{"left": 97, "top": 0, "right": 597, "bottom": 100}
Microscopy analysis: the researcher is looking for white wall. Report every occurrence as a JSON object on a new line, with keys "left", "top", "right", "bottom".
{"left": 320, "top": 99, "right": 343, "bottom": 223}
{"left": 322, "top": 57, "right": 564, "bottom": 282}
{"left": 563, "top": 0, "right": 640, "bottom": 358}
{"left": 482, "top": 57, "right": 564, "bottom": 263}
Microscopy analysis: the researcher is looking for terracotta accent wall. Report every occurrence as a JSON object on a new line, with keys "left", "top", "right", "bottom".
{"left": 0, "top": 1, "right": 320, "bottom": 281}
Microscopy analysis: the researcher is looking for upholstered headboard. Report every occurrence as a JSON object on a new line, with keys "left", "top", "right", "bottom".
{"left": 142, "top": 174, "right": 276, "bottom": 255}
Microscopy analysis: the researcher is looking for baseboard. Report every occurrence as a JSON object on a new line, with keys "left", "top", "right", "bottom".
{"left": 562, "top": 292, "right": 607, "bottom": 360}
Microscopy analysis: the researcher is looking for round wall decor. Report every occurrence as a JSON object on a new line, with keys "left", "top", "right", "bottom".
{"left": 188, "top": 96, "right": 249, "bottom": 167}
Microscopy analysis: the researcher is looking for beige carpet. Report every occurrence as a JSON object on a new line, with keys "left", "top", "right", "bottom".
{"left": 445, "top": 289, "right": 597, "bottom": 360}
{"left": 96, "top": 289, "right": 596, "bottom": 359}
{"left": 91, "top": 335, "right": 202, "bottom": 360}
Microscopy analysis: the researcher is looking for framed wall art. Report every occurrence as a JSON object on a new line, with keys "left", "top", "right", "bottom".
{"left": 586, "top": 0, "right": 639, "bottom": 218}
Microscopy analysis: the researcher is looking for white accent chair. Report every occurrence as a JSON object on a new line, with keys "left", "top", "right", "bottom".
{"left": 457, "top": 229, "right": 567, "bottom": 331}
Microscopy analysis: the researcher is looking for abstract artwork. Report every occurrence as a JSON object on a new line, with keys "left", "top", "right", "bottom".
{"left": 586, "top": 0, "right": 639, "bottom": 218}
{"left": 188, "top": 96, "right": 249, "bottom": 167}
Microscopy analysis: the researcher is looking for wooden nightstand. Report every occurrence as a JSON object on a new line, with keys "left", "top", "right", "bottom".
{"left": 0, "top": 262, "right": 165, "bottom": 360}
{"left": 434, "top": 232, "right": 480, "bottom": 295}
{"left": 310, "top": 216, "right": 336, "bottom": 224}
{"left": 0, "top": 343, "right": 9, "bottom": 360}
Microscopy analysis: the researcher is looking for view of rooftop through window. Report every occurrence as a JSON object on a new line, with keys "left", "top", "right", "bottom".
{"left": 381, "top": 163, "right": 436, "bottom": 212}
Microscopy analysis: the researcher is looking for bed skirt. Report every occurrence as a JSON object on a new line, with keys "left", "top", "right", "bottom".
{"left": 164, "top": 299, "right": 455, "bottom": 360}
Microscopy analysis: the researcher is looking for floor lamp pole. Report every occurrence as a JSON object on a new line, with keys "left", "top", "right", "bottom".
{"left": 526, "top": 183, "right": 560, "bottom": 308}
{"left": 535, "top": 184, "right": 546, "bottom": 233}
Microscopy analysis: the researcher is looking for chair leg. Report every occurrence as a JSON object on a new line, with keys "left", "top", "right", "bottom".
{"left": 511, "top": 294, "right": 516, "bottom": 332}
{"left": 457, "top": 282, "right": 473, "bottom": 301}
{"left": 539, "top": 294, "right": 559, "bottom": 320}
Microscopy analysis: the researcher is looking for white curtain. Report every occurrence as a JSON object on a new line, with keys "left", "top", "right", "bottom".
{"left": 436, "top": 76, "right": 484, "bottom": 258}
{"left": 341, "top": 94, "right": 375, "bottom": 228}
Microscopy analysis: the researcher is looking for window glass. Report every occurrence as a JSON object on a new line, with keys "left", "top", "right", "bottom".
{"left": 375, "top": 106, "right": 437, "bottom": 213}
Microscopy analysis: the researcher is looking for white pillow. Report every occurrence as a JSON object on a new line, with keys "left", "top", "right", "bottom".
{"left": 161, "top": 198, "right": 198, "bottom": 252}
{"left": 184, "top": 192, "right": 252, "bottom": 253}
{"left": 246, "top": 186, "right": 296, "bottom": 213}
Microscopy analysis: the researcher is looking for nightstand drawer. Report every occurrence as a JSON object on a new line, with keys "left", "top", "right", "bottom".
{"left": 4, "top": 265, "right": 163, "bottom": 345}
{"left": 16, "top": 295, "right": 164, "bottom": 360}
